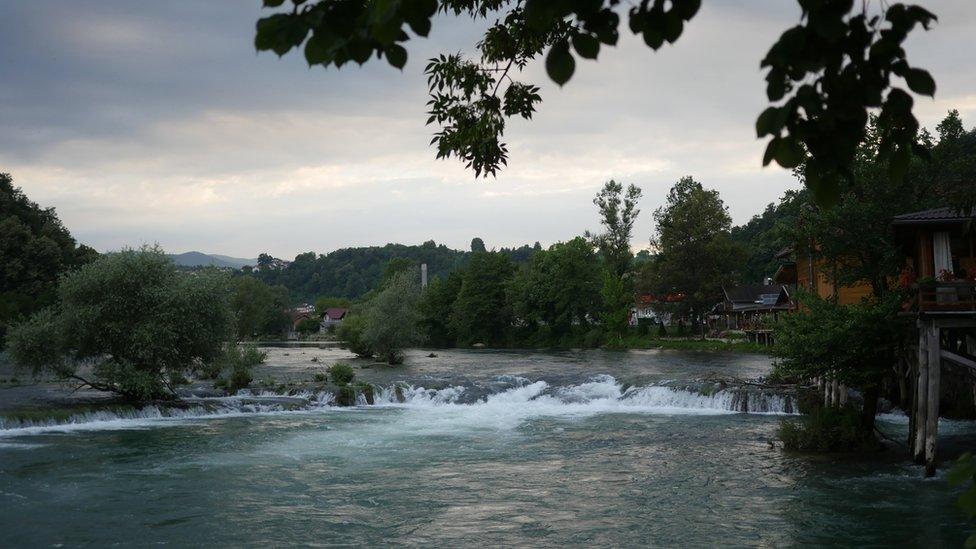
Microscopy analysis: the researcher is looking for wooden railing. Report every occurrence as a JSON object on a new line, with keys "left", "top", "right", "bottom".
{"left": 917, "top": 281, "right": 976, "bottom": 312}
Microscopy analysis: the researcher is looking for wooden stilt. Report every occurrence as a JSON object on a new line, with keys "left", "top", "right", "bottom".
{"left": 914, "top": 324, "right": 928, "bottom": 464}
{"left": 838, "top": 384, "right": 848, "bottom": 406}
{"left": 831, "top": 379, "right": 840, "bottom": 407}
{"left": 925, "top": 324, "right": 941, "bottom": 477}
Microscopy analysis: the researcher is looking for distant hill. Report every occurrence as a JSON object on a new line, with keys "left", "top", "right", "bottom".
{"left": 168, "top": 251, "right": 255, "bottom": 269}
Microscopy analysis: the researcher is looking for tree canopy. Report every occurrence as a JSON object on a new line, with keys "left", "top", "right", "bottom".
{"left": 255, "top": 0, "right": 938, "bottom": 205}
{"left": 645, "top": 176, "right": 741, "bottom": 329}
{"left": 0, "top": 173, "right": 97, "bottom": 346}
{"left": 6, "top": 247, "right": 233, "bottom": 400}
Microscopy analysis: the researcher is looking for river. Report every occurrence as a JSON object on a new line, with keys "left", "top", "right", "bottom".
{"left": 0, "top": 348, "right": 971, "bottom": 546}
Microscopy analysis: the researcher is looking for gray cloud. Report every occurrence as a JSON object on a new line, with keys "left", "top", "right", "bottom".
{"left": 2, "top": 0, "right": 974, "bottom": 258}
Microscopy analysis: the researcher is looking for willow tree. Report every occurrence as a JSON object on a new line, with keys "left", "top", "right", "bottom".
{"left": 255, "top": 0, "right": 938, "bottom": 206}
{"left": 6, "top": 247, "right": 233, "bottom": 400}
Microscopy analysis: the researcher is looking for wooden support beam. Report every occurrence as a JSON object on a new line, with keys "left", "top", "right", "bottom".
{"left": 925, "top": 324, "right": 941, "bottom": 478}
{"left": 940, "top": 349, "right": 976, "bottom": 371}
{"left": 914, "top": 326, "right": 928, "bottom": 464}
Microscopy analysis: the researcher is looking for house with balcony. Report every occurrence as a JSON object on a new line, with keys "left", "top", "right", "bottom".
{"left": 890, "top": 206, "right": 976, "bottom": 476}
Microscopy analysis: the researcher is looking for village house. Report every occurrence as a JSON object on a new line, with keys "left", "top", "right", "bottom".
{"left": 717, "top": 284, "right": 793, "bottom": 332}
{"left": 319, "top": 307, "right": 349, "bottom": 332}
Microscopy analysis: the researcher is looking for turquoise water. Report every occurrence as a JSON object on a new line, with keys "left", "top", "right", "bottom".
{"left": 0, "top": 350, "right": 971, "bottom": 546}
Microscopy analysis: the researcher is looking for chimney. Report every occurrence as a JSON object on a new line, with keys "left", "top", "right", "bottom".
{"left": 421, "top": 263, "right": 428, "bottom": 289}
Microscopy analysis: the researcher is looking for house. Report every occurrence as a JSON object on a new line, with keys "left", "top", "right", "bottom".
{"left": 889, "top": 206, "right": 976, "bottom": 476}
{"left": 629, "top": 293, "right": 684, "bottom": 327}
{"left": 719, "top": 284, "right": 793, "bottom": 331}
{"left": 773, "top": 245, "right": 874, "bottom": 304}
{"left": 319, "top": 307, "right": 349, "bottom": 332}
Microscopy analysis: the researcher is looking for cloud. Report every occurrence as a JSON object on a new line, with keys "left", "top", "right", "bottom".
{"left": 1, "top": 0, "right": 974, "bottom": 258}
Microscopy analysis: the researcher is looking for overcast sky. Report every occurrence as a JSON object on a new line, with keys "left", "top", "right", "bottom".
{"left": 2, "top": 1, "right": 975, "bottom": 259}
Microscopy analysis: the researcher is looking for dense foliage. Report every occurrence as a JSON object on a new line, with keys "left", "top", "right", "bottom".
{"left": 228, "top": 275, "right": 292, "bottom": 339}
{"left": 254, "top": 240, "right": 538, "bottom": 301}
{"left": 5, "top": 247, "right": 234, "bottom": 400}
{"left": 0, "top": 173, "right": 97, "bottom": 346}
{"left": 255, "top": 1, "right": 937, "bottom": 204}
{"left": 949, "top": 453, "right": 976, "bottom": 548}
{"left": 642, "top": 176, "right": 741, "bottom": 334}
{"left": 361, "top": 270, "right": 425, "bottom": 364}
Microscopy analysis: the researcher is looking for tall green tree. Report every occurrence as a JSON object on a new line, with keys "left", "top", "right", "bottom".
{"left": 5, "top": 247, "right": 233, "bottom": 400}
{"left": 509, "top": 237, "right": 602, "bottom": 344}
{"left": 0, "top": 173, "right": 97, "bottom": 345}
{"left": 229, "top": 275, "right": 291, "bottom": 339}
{"left": 418, "top": 271, "right": 463, "bottom": 347}
{"left": 649, "top": 176, "right": 741, "bottom": 335}
{"left": 255, "top": 1, "right": 938, "bottom": 204}
{"left": 729, "top": 189, "right": 808, "bottom": 284}
{"left": 362, "top": 270, "right": 424, "bottom": 364}
{"left": 589, "top": 180, "right": 642, "bottom": 277}
{"left": 451, "top": 251, "right": 516, "bottom": 346}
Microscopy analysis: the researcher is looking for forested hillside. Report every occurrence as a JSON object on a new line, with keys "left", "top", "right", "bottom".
{"left": 253, "top": 240, "right": 541, "bottom": 301}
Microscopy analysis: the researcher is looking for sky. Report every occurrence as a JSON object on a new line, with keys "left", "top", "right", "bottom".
{"left": 2, "top": 1, "right": 975, "bottom": 259}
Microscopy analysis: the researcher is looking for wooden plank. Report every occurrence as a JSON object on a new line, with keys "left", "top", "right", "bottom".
{"left": 940, "top": 349, "right": 976, "bottom": 371}
{"left": 925, "top": 324, "right": 941, "bottom": 477}
{"left": 914, "top": 326, "right": 928, "bottom": 464}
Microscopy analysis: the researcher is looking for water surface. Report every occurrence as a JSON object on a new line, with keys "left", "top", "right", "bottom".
{"left": 0, "top": 349, "right": 971, "bottom": 546}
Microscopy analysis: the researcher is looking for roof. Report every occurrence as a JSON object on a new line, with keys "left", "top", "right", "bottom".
{"left": 774, "top": 246, "right": 794, "bottom": 260}
{"left": 891, "top": 207, "right": 976, "bottom": 225}
{"left": 324, "top": 307, "right": 349, "bottom": 320}
{"left": 723, "top": 284, "right": 789, "bottom": 304}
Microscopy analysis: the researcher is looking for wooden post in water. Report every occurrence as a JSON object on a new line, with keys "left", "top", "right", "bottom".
{"left": 924, "top": 323, "right": 941, "bottom": 477}
{"left": 838, "top": 384, "right": 848, "bottom": 406}
{"left": 913, "top": 323, "right": 928, "bottom": 464}
{"left": 831, "top": 379, "right": 840, "bottom": 407}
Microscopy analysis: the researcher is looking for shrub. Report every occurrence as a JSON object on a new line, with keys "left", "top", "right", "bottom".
{"left": 336, "top": 314, "right": 373, "bottom": 358}
{"left": 777, "top": 406, "right": 880, "bottom": 453}
{"left": 328, "top": 363, "right": 355, "bottom": 385}
{"left": 312, "top": 372, "right": 327, "bottom": 383}
{"left": 219, "top": 344, "right": 266, "bottom": 393}
{"left": 657, "top": 322, "right": 667, "bottom": 338}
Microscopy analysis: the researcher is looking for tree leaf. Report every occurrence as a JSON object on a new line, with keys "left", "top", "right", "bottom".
{"left": 385, "top": 45, "right": 407, "bottom": 70}
{"left": 905, "top": 68, "right": 936, "bottom": 96}
{"left": 572, "top": 33, "right": 600, "bottom": 60}
{"left": 546, "top": 42, "right": 575, "bottom": 86}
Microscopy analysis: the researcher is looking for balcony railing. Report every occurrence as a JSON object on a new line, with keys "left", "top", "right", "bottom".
{"left": 917, "top": 281, "right": 976, "bottom": 313}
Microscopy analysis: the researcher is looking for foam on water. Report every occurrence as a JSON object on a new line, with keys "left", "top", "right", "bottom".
{"left": 0, "top": 376, "right": 795, "bottom": 437}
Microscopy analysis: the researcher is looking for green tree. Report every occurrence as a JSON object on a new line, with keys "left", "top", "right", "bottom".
{"left": 649, "top": 176, "right": 741, "bottom": 337}
{"left": 418, "top": 271, "right": 463, "bottom": 347}
{"left": 774, "top": 292, "right": 907, "bottom": 434}
{"left": 0, "top": 173, "right": 97, "bottom": 346}
{"left": 589, "top": 180, "right": 642, "bottom": 277}
{"left": 508, "top": 237, "right": 602, "bottom": 344}
{"left": 729, "top": 189, "right": 808, "bottom": 284}
{"left": 470, "top": 237, "right": 487, "bottom": 253}
{"left": 599, "top": 270, "right": 631, "bottom": 343}
{"left": 255, "top": 1, "right": 937, "bottom": 204}
{"left": 451, "top": 251, "right": 516, "bottom": 346}
{"left": 314, "top": 296, "right": 352, "bottom": 316}
{"left": 336, "top": 313, "right": 373, "bottom": 358}
{"left": 229, "top": 275, "right": 291, "bottom": 339}
{"left": 5, "top": 247, "right": 233, "bottom": 400}
{"left": 362, "top": 270, "right": 424, "bottom": 364}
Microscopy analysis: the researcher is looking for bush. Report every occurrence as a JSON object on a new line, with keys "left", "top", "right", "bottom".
{"left": 312, "top": 372, "right": 327, "bottom": 383}
{"left": 777, "top": 406, "right": 880, "bottom": 453}
{"left": 328, "top": 363, "right": 355, "bottom": 385}
{"left": 657, "top": 322, "right": 667, "bottom": 338}
{"left": 219, "top": 344, "right": 266, "bottom": 393}
{"left": 336, "top": 315, "right": 373, "bottom": 358}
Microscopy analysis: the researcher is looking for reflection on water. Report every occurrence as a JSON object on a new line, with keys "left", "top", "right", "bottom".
{"left": 0, "top": 350, "right": 971, "bottom": 546}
